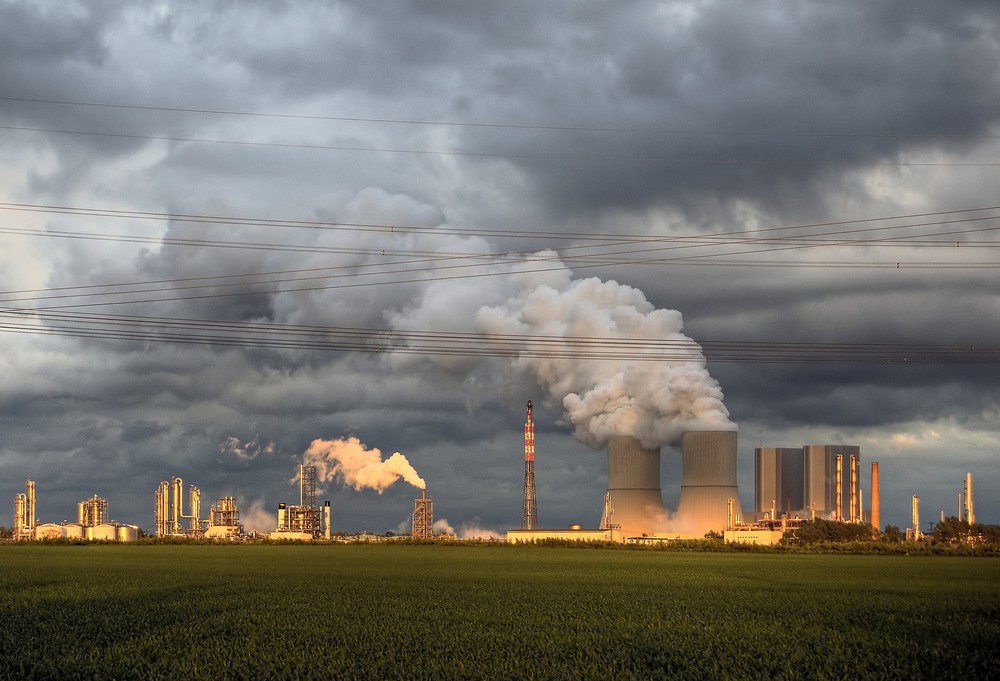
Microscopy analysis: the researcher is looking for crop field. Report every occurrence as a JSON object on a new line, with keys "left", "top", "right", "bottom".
{"left": 0, "top": 544, "right": 997, "bottom": 680}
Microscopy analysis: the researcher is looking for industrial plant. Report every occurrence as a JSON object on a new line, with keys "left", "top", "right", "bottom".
{"left": 13, "top": 480, "right": 139, "bottom": 542}
{"left": 155, "top": 477, "right": 245, "bottom": 540}
{"left": 4, "top": 405, "right": 987, "bottom": 544}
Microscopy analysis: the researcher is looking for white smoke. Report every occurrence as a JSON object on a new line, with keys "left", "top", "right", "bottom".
{"left": 239, "top": 498, "right": 276, "bottom": 533}
{"left": 433, "top": 518, "right": 501, "bottom": 539}
{"left": 303, "top": 436, "right": 426, "bottom": 493}
{"left": 219, "top": 434, "right": 275, "bottom": 461}
{"left": 393, "top": 251, "right": 733, "bottom": 449}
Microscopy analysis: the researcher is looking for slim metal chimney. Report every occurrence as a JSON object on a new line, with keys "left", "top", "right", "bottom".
{"left": 965, "top": 472, "right": 975, "bottom": 524}
{"left": 870, "top": 462, "right": 880, "bottom": 531}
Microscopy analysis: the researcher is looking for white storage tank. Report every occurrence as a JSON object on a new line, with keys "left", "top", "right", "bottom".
{"left": 63, "top": 524, "right": 84, "bottom": 540}
{"left": 90, "top": 523, "right": 118, "bottom": 541}
{"left": 117, "top": 525, "right": 139, "bottom": 543}
{"left": 35, "top": 523, "right": 65, "bottom": 540}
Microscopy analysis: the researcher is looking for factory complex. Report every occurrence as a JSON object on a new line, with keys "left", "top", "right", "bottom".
{"left": 7, "top": 400, "right": 980, "bottom": 545}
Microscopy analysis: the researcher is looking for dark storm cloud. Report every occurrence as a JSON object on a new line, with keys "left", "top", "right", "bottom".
{"left": 1, "top": 1, "right": 998, "bottom": 534}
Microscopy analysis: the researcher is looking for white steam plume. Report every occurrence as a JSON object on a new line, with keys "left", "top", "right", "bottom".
{"left": 303, "top": 436, "right": 425, "bottom": 493}
{"left": 394, "top": 251, "right": 733, "bottom": 449}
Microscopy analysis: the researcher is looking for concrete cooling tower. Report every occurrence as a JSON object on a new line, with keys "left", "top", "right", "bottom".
{"left": 606, "top": 436, "right": 668, "bottom": 538}
{"left": 676, "top": 430, "right": 742, "bottom": 537}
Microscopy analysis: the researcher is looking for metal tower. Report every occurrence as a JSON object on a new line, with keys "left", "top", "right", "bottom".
{"left": 521, "top": 401, "right": 538, "bottom": 530}
{"left": 412, "top": 489, "right": 433, "bottom": 539}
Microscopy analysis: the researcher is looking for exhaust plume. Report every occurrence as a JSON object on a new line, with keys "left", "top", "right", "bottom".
{"left": 303, "top": 436, "right": 425, "bottom": 492}
{"left": 476, "top": 256, "right": 732, "bottom": 448}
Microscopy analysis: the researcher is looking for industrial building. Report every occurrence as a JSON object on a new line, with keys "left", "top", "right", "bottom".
{"left": 12, "top": 481, "right": 139, "bottom": 542}
{"left": 271, "top": 465, "right": 332, "bottom": 540}
{"left": 412, "top": 489, "right": 433, "bottom": 539}
{"left": 756, "top": 444, "right": 878, "bottom": 526}
{"left": 511, "top": 426, "right": 744, "bottom": 542}
{"left": 155, "top": 477, "right": 245, "bottom": 539}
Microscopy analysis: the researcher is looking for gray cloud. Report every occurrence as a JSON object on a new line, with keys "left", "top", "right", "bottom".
{"left": 1, "top": 1, "right": 998, "bottom": 534}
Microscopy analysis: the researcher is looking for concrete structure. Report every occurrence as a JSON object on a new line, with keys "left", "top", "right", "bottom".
{"left": 803, "top": 445, "right": 860, "bottom": 520}
{"left": 754, "top": 447, "right": 803, "bottom": 516}
{"left": 676, "top": 431, "right": 742, "bottom": 537}
{"left": 605, "top": 436, "right": 667, "bottom": 538}
{"left": 506, "top": 527, "right": 617, "bottom": 544}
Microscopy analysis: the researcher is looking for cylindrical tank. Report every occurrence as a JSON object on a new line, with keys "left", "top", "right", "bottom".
{"left": 35, "top": 523, "right": 65, "bottom": 540}
{"left": 676, "top": 430, "right": 742, "bottom": 537}
{"left": 117, "top": 525, "right": 139, "bottom": 543}
{"left": 63, "top": 524, "right": 84, "bottom": 540}
{"left": 91, "top": 523, "right": 117, "bottom": 541}
{"left": 606, "top": 436, "right": 668, "bottom": 538}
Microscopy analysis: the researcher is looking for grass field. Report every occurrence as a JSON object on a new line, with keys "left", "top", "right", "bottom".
{"left": 0, "top": 544, "right": 997, "bottom": 679}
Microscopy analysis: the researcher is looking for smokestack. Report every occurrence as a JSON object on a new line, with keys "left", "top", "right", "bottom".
{"left": 324, "top": 501, "right": 331, "bottom": 540}
{"left": 835, "top": 455, "right": 843, "bottom": 522}
{"left": 871, "top": 462, "right": 880, "bottom": 531}
{"left": 606, "top": 436, "right": 667, "bottom": 538}
{"left": 912, "top": 495, "right": 921, "bottom": 539}
{"left": 965, "top": 472, "right": 974, "bottom": 524}
{"left": 676, "top": 431, "right": 741, "bottom": 537}
{"left": 849, "top": 455, "right": 858, "bottom": 523}
{"left": 521, "top": 400, "right": 538, "bottom": 530}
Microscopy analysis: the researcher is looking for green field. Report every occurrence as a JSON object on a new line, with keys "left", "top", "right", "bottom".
{"left": 0, "top": 544, "right": 997, "bottom": 679}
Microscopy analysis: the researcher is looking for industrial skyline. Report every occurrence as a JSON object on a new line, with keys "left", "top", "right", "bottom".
{"left": 1, "top": 2, "right": 998, "bottom": 536}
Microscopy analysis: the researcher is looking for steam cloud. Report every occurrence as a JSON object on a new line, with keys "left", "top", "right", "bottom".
{"left": 395, "top": 251, "right": 733, "bottom": 449}
{"left": 303, "top": 436, "right": 426, "bottom": 492}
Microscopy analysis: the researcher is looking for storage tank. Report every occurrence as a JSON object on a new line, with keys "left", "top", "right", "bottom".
{"left": 35, "top": 523, "right": 65, "bottom": 540}
{"left": 90, "top": 523, "right": 118, "bottom": 541}
{"left": 63, "top": 524, "right": 84, "bottom": 540}
{"left": 117, "top": 525, "right": 139, "bottom": 543}
{"left": 605, "top": 436, "right": 668, "bottom": 538}
{"left": 676, "top": 430, "right": 742, "bottom": 537}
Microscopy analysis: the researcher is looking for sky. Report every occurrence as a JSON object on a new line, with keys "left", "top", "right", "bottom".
{"left": 1, "top": 1, "right": 998, "bottom": 536}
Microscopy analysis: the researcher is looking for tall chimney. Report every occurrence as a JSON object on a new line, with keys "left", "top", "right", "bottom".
{"left": 521, "top": 401, "right": 538, "bottom": 530}
{"left": 835, "top": 455, "right": 843, "bottom": 522}
{"left": 676, "top": 431, "right": 741, "bottom": 537}
{"left": 606, "top": 436, "right": 667, "bottom": 538}
{"left": 870, "top": 461, "right": 880, "bottom": 531}
{"left": 965, "top": 472, "right": 975, "bottom": 524}
{"left": 849, "top": 455, "right": 858, "bottom": 523}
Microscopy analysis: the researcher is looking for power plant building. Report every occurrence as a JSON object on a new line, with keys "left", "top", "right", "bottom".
{"left": 755, "top": 448, "right": 804, "bottom": 517}
{"left": 604, "top": 436, "right": 668, "bottom": 538}
{"left": 676, "top": 431, "right": 742, "bottom": 538}
{"left": 755, "top": 444, "right": 870, "bottom": 524}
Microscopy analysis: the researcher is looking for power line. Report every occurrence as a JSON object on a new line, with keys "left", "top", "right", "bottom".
{"left": 3, "top": 124, "right": 998, "bottom": 166}
{"left": 3, "top": 95, "right": 997, "bottom": 140}
{"left": 1, "top": 306, "right": 996, "bottom": 364}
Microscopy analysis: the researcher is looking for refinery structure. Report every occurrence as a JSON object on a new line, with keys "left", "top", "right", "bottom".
{"left": 13, "top": 479, "right": 139, "bottom": 542}
{"left": 5, "top": 404, "right": 986, "bottom": 543}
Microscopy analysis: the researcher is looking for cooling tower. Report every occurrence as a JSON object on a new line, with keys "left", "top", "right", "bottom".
{"left": 676, "top": 431, "right": 742, "bottom": 537}
{"left": 606, "top": 436, "right": 668, "bottom": 538}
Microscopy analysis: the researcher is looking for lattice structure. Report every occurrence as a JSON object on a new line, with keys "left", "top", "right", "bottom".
{"left": 287, "top": 465, "right": 322, "bottom": 534}
{"left": 210, "top": 496, "right": 240, "bottom": 527}
{"left": 412, "top": 489, "right": 433, "bottom": 539}
{"left": 79, "top": 495, "right": 108, "bottom": 527}
{"left": 521, "top": 401, "right": 538, "bottom": 530}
